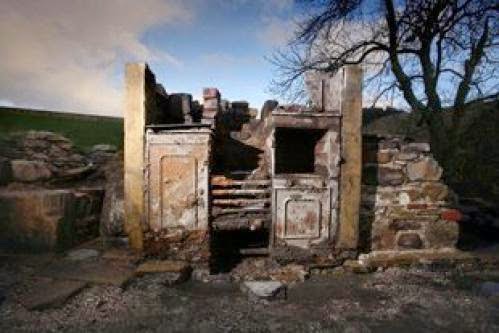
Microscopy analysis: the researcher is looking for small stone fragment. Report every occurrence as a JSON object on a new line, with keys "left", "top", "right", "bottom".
{"left": 397, "top": 233, "right": 423, "bottom": 249}
{"left": 343, "top": 259, "right": 371, "bottom": 273}
{"left": 269, "top": 264, "right": 309, "bottom": 285}
{"left": 378, "top": 167, "right": 405, "bottom": 185}
{"left": 407, "top": 157, "right": 442, "bottom": 181}
{"left": 440, "top": 209, "right": 463, "bottom": 222}
{"left": 67, "top": 248, "right": 100, "bottom": 261}
{"left": 241, "top": 281, "right": 287, "bottom": 301}
{"left": 402, "top": 142, "right": 431, "bottom": 153}
{"left": 377, "top": 150, "right": 394, "bottom": 164}
{"left": 397, "top": 152, "right": 418, "bottom": 161}
{"left": 11, "top": 159, "right": 52, "bottom": 182}
{"left": 91, "top": 144, "right": 117, "bottom": 153}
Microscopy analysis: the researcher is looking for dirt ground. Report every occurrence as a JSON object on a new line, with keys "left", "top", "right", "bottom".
{"left": 1, "top": 251, "right": 499, "bottom": 333}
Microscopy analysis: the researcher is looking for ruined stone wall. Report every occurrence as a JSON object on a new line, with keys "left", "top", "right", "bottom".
{"left": 0, "top": 131, "right": 106, "bottom": 252}
{"left": 361, "top": 135, "right": 460, "bottom": 253}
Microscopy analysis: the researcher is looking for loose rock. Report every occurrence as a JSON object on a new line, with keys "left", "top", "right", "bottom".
{"left": 67, "top": 248, "right": 100, "bottom": 261}
{"left": 241, "top": 281, "right": 287, "bottom": 301}
{"left": 11, "top": 159, "right": 52, "bottom": 182}
{"left": 407, "top": 157, "right": 442, "bottom": 181}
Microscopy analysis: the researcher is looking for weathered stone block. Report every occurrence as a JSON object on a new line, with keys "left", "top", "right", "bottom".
{"left": 377, "top": 150, "right": 395, "bottom": 164}
{"left": 402, "top": 142, "right": 430, "bottom": 153}
{"left": 203, "top": 98, "right": 219, "bottom": 110}
{"left": 407, "top": 157, "right": 442, "bottom": 181}
{"left": 203, "top": 87, "right": 220, "bottom": 99}
{"left": 397, "top": 232, "right": 423, "bottom": 249}
{"left": 389, "top": 220, "right": 422, "bottom": 231}
{"left": 379, "top": 138, "right": 400, "bottom": 150}
{"left": 136, "top": 260, "right": 191, "bottom": 275}
{"left": 378, "top": 167, "right": 405, "bottom": 185}
{"left": 0, "top": 188, "right": 102, "bottom": 252}
{"left": 304, "top": 70, "right": 342, "bottom": 112}
{"left": 371, "top": 217, "right": 396, "bottom": 250}
{"left": 397, "top": 152, "right": 418, "bottom": 161}
{"left": 11, "top": 160, "right": 52, "bottom": 182}
{"left": 440, "top": 209, "right": 463, "bottom": 222}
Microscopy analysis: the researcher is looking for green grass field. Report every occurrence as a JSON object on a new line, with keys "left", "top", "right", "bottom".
{"left": 0, "top": 107, "right": 124, "bottom": 152}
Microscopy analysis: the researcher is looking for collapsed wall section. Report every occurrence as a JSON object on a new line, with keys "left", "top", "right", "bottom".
{"left": 361, "top": 136, "right": 460, "bottom": 253}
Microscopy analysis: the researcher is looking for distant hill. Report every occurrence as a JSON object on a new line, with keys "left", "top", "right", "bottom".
{"left": 0, "top": 107, "right": 123, "bottom": 151}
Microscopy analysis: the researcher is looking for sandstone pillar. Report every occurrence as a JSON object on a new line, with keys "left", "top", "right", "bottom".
{"left": 337, "top": 66, "right": 363, "bottom": 249}
{"left": 124, "top": 63, "right": 150, "bottom": 250}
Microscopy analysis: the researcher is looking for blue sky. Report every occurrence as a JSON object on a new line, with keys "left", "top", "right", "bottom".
{"left": 0, "top": 0, "right": 297, "bottom": 116}
{"left": 147, "top": 1, "right": 294, "bottom": 106}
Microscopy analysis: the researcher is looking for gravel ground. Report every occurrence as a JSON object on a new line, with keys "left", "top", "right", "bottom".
{"left": 1, "top": 256, "right": 498, "bottom": 333}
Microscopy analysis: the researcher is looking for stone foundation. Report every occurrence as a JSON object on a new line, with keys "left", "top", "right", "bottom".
{"left": 361, "top": 136, "right": 460, "bottom": 252}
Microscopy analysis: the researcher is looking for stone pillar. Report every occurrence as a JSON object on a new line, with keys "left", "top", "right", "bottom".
{"left": 124, "top": 63, "right": 156, "bottom": 251}
{"left": 202, "top": 87, "right": 220, "bottom": 124}
{"left": 337, "top": 65, "right": 363, "bottom": 249}
{"left": 304, "top": 70, "right": 343, "bottom": 112}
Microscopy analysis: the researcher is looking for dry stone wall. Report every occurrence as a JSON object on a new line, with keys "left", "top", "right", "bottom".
{"left": 361, "top": 135, "right": 460, "bottom": 253}
{"left": 0, "top": 131, "right": 107, "bottom": 251}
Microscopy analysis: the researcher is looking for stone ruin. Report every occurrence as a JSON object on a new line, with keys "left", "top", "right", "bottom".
{"left": 123, "top": 63, "right": 461, "bottom": 271}
{"left": 0, "top": 131, "right": 110, "bottom": 251}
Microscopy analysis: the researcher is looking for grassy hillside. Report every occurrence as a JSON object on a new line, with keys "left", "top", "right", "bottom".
{"left": 0, "top": 107, "right": 124, "bottom": 152}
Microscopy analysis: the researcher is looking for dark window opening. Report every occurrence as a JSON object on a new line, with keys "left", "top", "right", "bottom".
{"left": 275, "top": 128, "right": 327, "bottom": 174}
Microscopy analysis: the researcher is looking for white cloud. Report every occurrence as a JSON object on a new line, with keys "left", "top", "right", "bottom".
{"left": 257, "top": 16, "right": 296, "bottom": 47}
{"left": 199, "top": 53, "right": 260, "bottom": 67}
{"left": 0, "top": 99, "right": 16, "bottom": 107}
{"left": 0, "top": 0, "right": 193, "bottom": 116}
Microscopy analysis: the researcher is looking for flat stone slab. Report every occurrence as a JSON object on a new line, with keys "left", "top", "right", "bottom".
{"left": 136, "top": 260, "right": 191, "bottom": 286}
{"left": 19, "top": 278, "right": 87, "bottom": 311}
{"left": 102, "top": 248, "right": 141, "bottom": 264}
{"left": 241, "top": 281, "right": 287, "bottom": 301}
{"left": 136, "top": 260, "right": 190, "bottom": 275}
{"left": 39, "top": 259, "right": 134, "bottom": 288}
{"left": 67, "top": 249, "right": 100, "bottom": 261}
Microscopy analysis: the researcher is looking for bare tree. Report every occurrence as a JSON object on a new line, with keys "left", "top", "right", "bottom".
{"left": 271, "top": 0, "right": 498, "bottom": 174}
